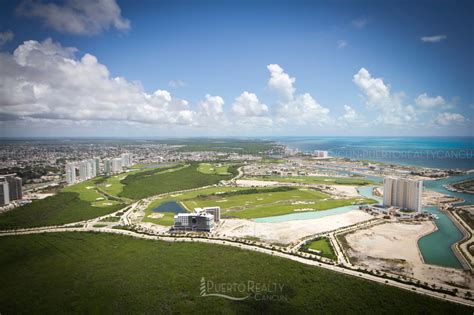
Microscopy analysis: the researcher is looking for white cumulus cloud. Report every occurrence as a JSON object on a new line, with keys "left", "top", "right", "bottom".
{"left": 415, "top": 93, "right": 449, "bottom": 110}
{"left": 434, "top": 112, "right": 466, "bottom": 126}
{"left": 231, "top": 91, "right": 269, "bottom": 117}
{"left": 353, "top": 68, "right": 416, "bottom": 126}
{"left": 16, "top": 0, "right": 130, "bottom": 35}
{"left": 267, "top": 64, "right": 330, "bottom": 126}
{"left": 0, "top": 38, "right": 195, "bottom": 126}
{"left": 267, "top": 64, "right": 296, "bottom": 101}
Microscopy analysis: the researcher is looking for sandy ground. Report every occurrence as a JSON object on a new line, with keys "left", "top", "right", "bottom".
{"left": 422, "top": 189, "right": 460, "bottom": 205}
{"left": 236, "top": 179, "right": 360, "bottom": 198}
{"left": 345, "top": 222, "right": 473, "bottom": 289}
{"left": 235, "top": 179, "right": 280, "bottom": 187}
{"left": 216, "top": 210, "right": 373, "bottom": 245}
{"left": 29, "top": 193, "right": 55, "bottom": 200}
{"left": 324, "top": 185, "right": 359, "bottom": 197}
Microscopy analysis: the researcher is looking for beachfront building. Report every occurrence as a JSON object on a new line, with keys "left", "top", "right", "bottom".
{"left": 314, "top": 150, "right": 329, "bottom": 158}
{"left": 173, "top": 212, "right": 215, "bottom": 231}
{"left": 383, "top": 177, "right": 423, "bottom": 212}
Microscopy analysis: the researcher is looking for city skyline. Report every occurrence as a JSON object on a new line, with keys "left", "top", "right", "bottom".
{"left": 0, "top": 0, "right": 472, "bottom": 137}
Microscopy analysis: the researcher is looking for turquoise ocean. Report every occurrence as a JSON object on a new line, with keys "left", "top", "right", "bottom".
{"left": 275, "top": 136, "right": 474, "bottom": 170}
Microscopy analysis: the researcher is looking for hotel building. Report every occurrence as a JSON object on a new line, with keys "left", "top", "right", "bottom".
{"left": 173, "top": 212, "right": 214, "bottom": 231}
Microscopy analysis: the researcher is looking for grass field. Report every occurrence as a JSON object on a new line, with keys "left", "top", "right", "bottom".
{"left": 183, "top": 187, "right": 376, "bottom": 219}
{"left": 143, "top": 186, "right": 376, "bottom": 222}
{"left": 0, "top": 233, "right": 469, "bottom": 314}
{"left": 303, "top": 238, "right": 337, "bottom": 261}
{"left": 244, "top": 176, "right": 375, "bottom": 186}
{"left": 197, "top": 163, "right": 231, "bottom": 175}
{"left": 119, "top": 163, "right": 238, "bottom": 200}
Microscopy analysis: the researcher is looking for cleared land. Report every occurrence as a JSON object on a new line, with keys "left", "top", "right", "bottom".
{"left": 217, "top": 210, "right": 373, "bottom": 245}
{"left": 302, "top": 237, "right": 337, "bottom": 261}
{"left": 197, "top": 163, "right": 231, "bottom": 175}
{"left": 0, "top": 233, "right": 469, "bottom": 314}
{"left": 343, "top": 222, "right": 473, "bottom": 290}
{"left": 243, "top": 176, "right": 375, "bottom": 186}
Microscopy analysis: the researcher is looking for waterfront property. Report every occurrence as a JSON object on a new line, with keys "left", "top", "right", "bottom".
{"left": 383, "top": 177, "right": 423, "bottom": 212}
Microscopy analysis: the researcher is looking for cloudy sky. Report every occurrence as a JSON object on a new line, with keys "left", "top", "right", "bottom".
{"left": 0, "top": 0, "right": 472, "bottom": 137}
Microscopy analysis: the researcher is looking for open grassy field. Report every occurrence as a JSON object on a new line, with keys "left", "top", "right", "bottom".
{"left": 0, "top": 192, "right": 124, "bottom": 230}
{"left": 0, "top": 233, "right": 469, "bottom": 314}
{"left": 303, "top": 237, "right": 337, "bottom": 261}
{"left": 144, "top": 186, "right": 376, "bottom": 222}
{"left": 119, "top": 163, "right": 238, "bottom": 200}
{"left": 197, "top": 162, "right": 231, "bottom": 175}
{"left": 183, "top": 187, "right": 376, "bottom": 219}
{"left": 244, "top": 176, "right": 375, "bottom": 186}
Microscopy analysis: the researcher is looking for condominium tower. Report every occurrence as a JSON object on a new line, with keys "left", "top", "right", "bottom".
{"left": 383, "top": 177, "right": 423, "bottom": 212}
{"left": 0, "top": 174, "right": 22, "bottom": 206}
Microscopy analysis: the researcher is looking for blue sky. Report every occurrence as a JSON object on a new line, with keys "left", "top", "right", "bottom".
{"left": 0, "top": 0, "right": 472, "bottom": 137}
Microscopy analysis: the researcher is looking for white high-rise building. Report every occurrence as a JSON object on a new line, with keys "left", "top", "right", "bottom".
{"left": 65, "top": 163, "right": 77, "bottom": 184}
{"left": 104, "top": 158, "right": 112, "bottom": 174}
{"left": 94, "top": 158, "right": 100, "bottom": 175}
{"left": 86, "top": 160, "right": 93, "bottom": 179}
{"left": 0, "top": 180, "right": 10, "bottom": 206}
{"left": 79, "top": 162, "right": 88, "bottom": 181}
{"left": 383, "top": 177, "right": 423, "bottom": 212}
{"left": 121, "top": 153, "right": 132, "bottom": 168}
{"left": 314, "top": 150, "right": 329, "bottom": 158}
{"left": 112, "top": 158, "right": 123, "bottom": 173}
